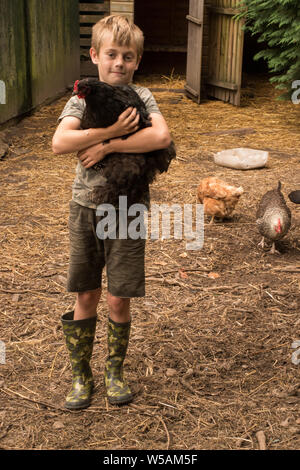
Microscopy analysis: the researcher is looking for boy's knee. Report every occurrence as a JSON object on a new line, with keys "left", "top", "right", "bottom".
{"left": 107, "top": 294, "right": 130, "bottom": 314}
{"left": 77, "top": 289, "right": 101, "bottom": 308}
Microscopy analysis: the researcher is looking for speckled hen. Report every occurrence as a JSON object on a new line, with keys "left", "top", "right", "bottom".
{"left": 256, "top": 181, "right": 291, "bottom": 254}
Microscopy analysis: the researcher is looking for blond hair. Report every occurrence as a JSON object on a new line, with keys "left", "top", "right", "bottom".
{"left": 91, "top": 15, "right": 144, "bottom": 59}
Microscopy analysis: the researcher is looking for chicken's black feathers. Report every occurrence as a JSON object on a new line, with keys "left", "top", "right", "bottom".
{"left": 288, "top": 190, "right": 300, "bottom": 204}
{"left": 74, "top": 78, "right": 152, "bottom": 130}
{"left": 73, "top": 78, "right": 176, "bottom": 206}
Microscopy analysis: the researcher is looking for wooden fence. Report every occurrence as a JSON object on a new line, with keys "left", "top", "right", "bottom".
{"left": 0, "top": 0, "right": 80, "bottom": 125}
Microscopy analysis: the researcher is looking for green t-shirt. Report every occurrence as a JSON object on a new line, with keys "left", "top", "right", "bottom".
{"left": 58, "top": 84, "right": 161, "bottom": 209}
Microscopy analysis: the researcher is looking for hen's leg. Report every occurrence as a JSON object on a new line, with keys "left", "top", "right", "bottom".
{"left": 258, "top": 237, "right": 265, "bottom": 249}
{"left": 270, "top": 242, "right": 280, "bottom": 255}
{"left": 209, "top": 215, "right": 215, "bottom": 225}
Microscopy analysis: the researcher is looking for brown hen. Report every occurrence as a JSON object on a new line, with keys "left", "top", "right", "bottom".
{"left": 197, "top": 177, "right": 244, "bottom": 223}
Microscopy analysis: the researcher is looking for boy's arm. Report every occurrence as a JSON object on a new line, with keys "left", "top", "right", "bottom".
{"left": 78, "top": 113, "right": 172, "bottom": 169}
{"left": 52, "top": 107, "right": 140, "bottom": 155}
{"left": 107, "top": 113, "right": 171, "bottom": 153}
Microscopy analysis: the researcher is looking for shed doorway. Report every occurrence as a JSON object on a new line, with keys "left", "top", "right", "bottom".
{"left": 134, "top": 0, "right": 189, "bottom": 75}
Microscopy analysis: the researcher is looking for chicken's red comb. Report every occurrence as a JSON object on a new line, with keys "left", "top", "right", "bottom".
{"left": 73, "top": 80, "right": 80, "bottom": 93}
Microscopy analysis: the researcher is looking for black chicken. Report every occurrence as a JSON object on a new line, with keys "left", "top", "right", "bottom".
{"left": 288, "top": 190, "right": 300, "bottom": 204}
{"left": 73, "top": 78, "right": 176, "bottom": 206}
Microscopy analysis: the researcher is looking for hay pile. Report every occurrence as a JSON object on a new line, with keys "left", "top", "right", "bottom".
{"left": 0, "top": 73, "right": 300, "bottom": 450}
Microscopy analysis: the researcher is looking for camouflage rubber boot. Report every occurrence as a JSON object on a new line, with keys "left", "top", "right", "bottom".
{"left": 104, "top": 318, "right": 133, "bottom": 405}
{"left": 61, "top": 311, "right": 97, "bottom": 410}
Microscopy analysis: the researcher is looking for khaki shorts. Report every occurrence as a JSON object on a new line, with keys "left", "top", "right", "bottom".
{"left": 67, "top": 200, "right": 146, "bottom": 297}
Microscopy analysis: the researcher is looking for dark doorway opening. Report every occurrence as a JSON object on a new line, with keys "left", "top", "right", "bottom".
{"left": 134, "top": 0, "right": 189, "bottom": 76}
{"left": 242, "top": 31, "right": 269, "bottom": 75}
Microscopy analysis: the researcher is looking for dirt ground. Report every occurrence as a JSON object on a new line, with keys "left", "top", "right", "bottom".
{"left": 0, "top": 73, "right": 300, "bottom": 451}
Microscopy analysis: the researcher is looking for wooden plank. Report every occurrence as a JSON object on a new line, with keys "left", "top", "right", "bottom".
{"left": 207, "top": 5, "right": 240, "bottom": 15}
{"left": 80, "top": 0, "right": 107, "bottom": 3}
{"left": 80, "top": 26, "right": 93, "bottom": 35}
{"left": 215, "top": 6, "right": 222, "bottom": 100}
{"left": 224, "top": 0, "right": 231, "bottom": 102}
{"left": 206, "top": 78, "right": 238, "bottom": 91}
{"left": 144, "top": 45, "right": 187, "bottom": 53}
{"left": 185, "top": 84, "right": 199, "bottom": 97}
{"left": 79, "top": 2, "right": 109, "bottom": 12}
{"left": 227, "top": 0, "right": 234, "bottom": 103}
{"left": 200, "top": 1, "right": 210, "bottom": 88}
{"left": 199, "top": 127, "right": 256, "bottom": 136}
{"left": 110, "top": 2, "right": 134, "bottom": 13}
{"left": 186, "top": 14, "right": 203, "bottom": 25}
{"left": 231, "top": 0, "right": 238, "bottom": 97}
{"left": 80, "top": 14, "right": 107, "bottom": 23}
{"left": 234, "top": 14, "right": 244, "bottom": 105}
{"left": 185, "top": 0, "right": 204, "bottom": 103}
{"left": 80, "top": 37, "right": 93, "bottom": 46}
{"left": 220, "top": 2, "right": 226, "bottom": 101}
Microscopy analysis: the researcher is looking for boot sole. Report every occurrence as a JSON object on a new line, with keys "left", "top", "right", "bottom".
{"left": 64, "top": 383, "right": 94, "bottom": 410}
{"left": 107, "top": 394, "right": 133, "bottom": 406}
{"left": 64, "top": 399, "right": 92, "bottom": 410}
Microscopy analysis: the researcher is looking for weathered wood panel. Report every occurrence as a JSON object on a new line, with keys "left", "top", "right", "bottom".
{"left": 185, "top": 0, "right": 205, "bottom": 103}
{"left": 79, "top": 0, "right": 109, "bottom": 44}
{"left": 0, "top": 0, "right": 80, "bottom": 125}
{"left": 201, "top": 0, "right": 211, "bottom": 86}
{"left": 206, "top": 0, "right": 244, "bottom": 105}
{"left": 79, "top": 0, "right": 110, "bottom": 76}
{"left": 110, "top": 0, "right": 134, "bottom": 21}
{"left": 0, "top": 0, "right": 29, "bottom": 124}
{"left": 28, "top": 0, "right": 80, "bottom": 108}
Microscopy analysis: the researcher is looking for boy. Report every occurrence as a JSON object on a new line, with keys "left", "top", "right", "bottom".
{"left": 52, "top": 15, "right": 171, "bottom": 409}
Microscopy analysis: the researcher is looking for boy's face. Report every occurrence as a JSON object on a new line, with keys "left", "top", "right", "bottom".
{"left": 90, "top": 35, "right": 141, "bottom": 86}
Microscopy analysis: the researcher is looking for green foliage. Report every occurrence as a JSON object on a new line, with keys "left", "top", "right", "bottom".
{"left": 237, "top": 0, "right": 300, "bottom": 99}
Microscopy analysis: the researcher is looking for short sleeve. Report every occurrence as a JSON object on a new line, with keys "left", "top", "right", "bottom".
{"left": 58, "top": 96, "right": 86, "bottom": 122}
{"left": 132, "top": 85, "right": 162, "bottom": 115}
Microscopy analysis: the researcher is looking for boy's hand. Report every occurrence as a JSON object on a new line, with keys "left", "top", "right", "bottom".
{"left": 78, "top": 142, "right": 109, "bottom": 169}
{"left": 110, "top": 107, "right": 140, "bottom": 138}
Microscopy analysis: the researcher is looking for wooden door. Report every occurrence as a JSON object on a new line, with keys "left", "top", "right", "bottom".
{"left": 185, "top": 0, "right": 244, "bottom": 106}
{"left": 185, "top": 0, "right": 204, "bottom": 103}
{"left": 206, "top": 0, "right": 244, "bottom": 106}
